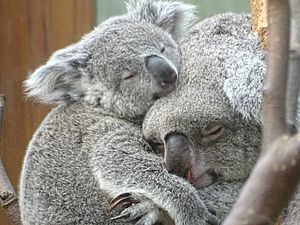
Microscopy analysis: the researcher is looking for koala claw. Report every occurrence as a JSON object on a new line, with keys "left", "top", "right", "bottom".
{"left": 110, "top": 211, "right": 131, "bottom": 221}
{"left": 110, "top": 193, "right": 173, "bottom": 225}
{"left": 207, "top": 209, "right": 220, "bottom": 225}
{"left": 109, "top": 192, "right": 139, "bottom": 212}
{"left": 206, "top": 214, "right": 220, "bottom": 225}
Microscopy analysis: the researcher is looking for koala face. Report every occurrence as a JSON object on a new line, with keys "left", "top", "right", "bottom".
{"left": 24, "top": 0, "right": 196, "bottom": 119}
{"left": 85, "top": 20, "right": 181, "bottom": 118}
{"left": 143, "top": 13, "right": 265, "bottom": 187}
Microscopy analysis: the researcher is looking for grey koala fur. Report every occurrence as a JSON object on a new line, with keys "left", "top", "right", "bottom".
{"left": 143, "top": 11, "right": 300, "bottom": 224}
{"left": 142, "top": 13, "right": 265, "bottom": 222}
{"left": 19, "top": 1, "right": 220, "bottom": 225}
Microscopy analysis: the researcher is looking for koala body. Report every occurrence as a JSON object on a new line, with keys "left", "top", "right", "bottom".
{"left": 20, "top": 1, "right": 220, "bottom": 225}
{"left": 143, "top": 12, "right": 300, "bottom": 224}
{"left": 143, "top": 13, "right": 265, "bottom": 222}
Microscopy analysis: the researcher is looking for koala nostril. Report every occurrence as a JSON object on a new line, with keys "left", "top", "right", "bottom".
{"left": 167, "top": 69, "right": 178, "bottom": 82}
{"left": 207, "top": 169, "right": 218, "bottom": 182}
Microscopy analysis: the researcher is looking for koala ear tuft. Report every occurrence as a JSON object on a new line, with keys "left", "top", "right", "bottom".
{"left": 126, "top": 0, "right": 196, "bottom": 41}
{"left": 223, "top": 52, "right": 266, "bottom": 124}
{"left": 24, "top": 44, "right": 90, "bottom": 105}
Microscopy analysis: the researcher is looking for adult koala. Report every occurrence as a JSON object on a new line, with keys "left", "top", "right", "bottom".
{"left": 19, "top": 1, "right": 220, "bottom": 225}
{"left": 140, "top": 12, "right": 266, "bottom": 222}
{"left": 137, "top": 12, "right": 300, "bottom": 225}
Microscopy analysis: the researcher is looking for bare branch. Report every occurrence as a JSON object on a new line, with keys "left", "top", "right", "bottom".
{"left": 261, "top": 0, "right": 290, "bottom": 152}
{"left": 0, "top": 95, "right": 22, "bottom": 225}
{"left": 286, "top": 0, "right": 300, "bottom": 134}
{"left": 223, "top": 0, "right": 292, "bottom": 224}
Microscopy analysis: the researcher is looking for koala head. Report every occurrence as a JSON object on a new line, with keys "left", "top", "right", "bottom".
{"left": 24, "top": 0, "right": 195, "bottom": 119}
{"left": 143, "top": 13, "right": 265, "bottom": 190}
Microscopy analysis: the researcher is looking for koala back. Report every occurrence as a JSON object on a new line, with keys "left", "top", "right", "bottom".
{"left": 19, "top": 101, "right": 152, "bottom": 225}
{"left": 20, "top": 1, "right": 198, "bottom": 224}
{"left": 19, "top": 103, "right": 108, "bottom": 224}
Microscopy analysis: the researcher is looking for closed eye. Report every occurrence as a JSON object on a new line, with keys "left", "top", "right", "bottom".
{"left": 160, "top": 46, "right": 166, "bottom": 53}
{"left": 202, "top": 125, "right": 224, "bottom": 143}
{"left": 122, "top": 72, "right": 137, "bottom": 80}
{"left": 148, "top": 140, "right": 164, "bottom": 152}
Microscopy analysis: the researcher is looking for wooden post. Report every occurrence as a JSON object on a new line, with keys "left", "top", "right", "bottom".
{"left": 0, "top": 1, "right": 95, "bottom": 224}
{"left": 251, "top": 0, "right": 268, "bottom": 49}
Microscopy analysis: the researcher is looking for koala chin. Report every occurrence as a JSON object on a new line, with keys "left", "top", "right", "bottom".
{"left": 19, "top": 1, "right": 223, "bottom": 225}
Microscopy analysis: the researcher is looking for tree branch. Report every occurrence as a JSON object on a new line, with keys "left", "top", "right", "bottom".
{"left": 223, "top": 0, "right": 293, "bottom": 224}
{"left": 261, "top": 0, "right": 289, "bottom": 152}
{"left": 0, "top": 95, "right": 22, "bottom": 225}
{"left": 286, "top": 0, "right": 300, "bottom": 135}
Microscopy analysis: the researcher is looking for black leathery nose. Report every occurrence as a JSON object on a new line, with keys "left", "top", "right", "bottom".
{"left": 164, "top": 133, "right": 192, "bottom": 178}
{"left": 145, "top": 55, "right": 177, "bottom": 84}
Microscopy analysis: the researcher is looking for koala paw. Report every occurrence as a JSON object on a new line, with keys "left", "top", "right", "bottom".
{"left": 109, "top": 192, "right": 174, "bottom": 225}
{"left": 205, "top": 210, "right": 220, "bottom": 225}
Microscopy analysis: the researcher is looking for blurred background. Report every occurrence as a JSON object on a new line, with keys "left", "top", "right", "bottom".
{"left": 0, "top": 0, "right": 249, "bottom": 224}
{"left": 96, "top": 0, "right": 249, "bottom": 23}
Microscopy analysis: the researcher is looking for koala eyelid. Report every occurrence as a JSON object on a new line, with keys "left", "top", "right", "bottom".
{"left": 202, "top": 125, "right": 224, "bottom": 143}
{"left": 160, "top": 46, "right": 166, "bottom": 53}
{"left": 122, "top": 72, "right": 138, "bottom": 80}
{"left": 148, "top": 140, "right": 164, "bottom": 152}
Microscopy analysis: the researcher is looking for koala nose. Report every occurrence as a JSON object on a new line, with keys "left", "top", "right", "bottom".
{"left": 165, "top": 133, "right": 216, "bottom": 188}
{"left": 164, "top": 133, "right": 194, "bottom": 178}
{"left": 145, "top": 55, "right": 178, "bottom": 88}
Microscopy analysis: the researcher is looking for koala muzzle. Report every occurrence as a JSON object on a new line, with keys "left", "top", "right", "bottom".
{"left": 145, "top": 55, "right": 177, "bottom": 88}
{"left": 165, "top": 133, "right": 216, "bottom": 188}
{"left": 165, "top": 133, "right": 195, "bottom": 178}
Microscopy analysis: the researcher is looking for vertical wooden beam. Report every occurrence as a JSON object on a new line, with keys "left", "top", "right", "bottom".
{"left": 251, "top": 0, "right": 268, "bottom": 49}
{"left": 0, "top": 1, "right": 95, "bottom": 224}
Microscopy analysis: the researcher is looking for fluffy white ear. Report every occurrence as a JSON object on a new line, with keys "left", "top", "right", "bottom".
{"left": 126, "top": 0, "right": 196, "bottom": 41}
{"left": 24, "top": 44, "right": 90, "bottom": 104}
{"left": 223, "top": 52, "right": 266, "bottom": 124}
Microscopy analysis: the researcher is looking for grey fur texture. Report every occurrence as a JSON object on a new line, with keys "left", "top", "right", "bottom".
{"left": 143, "top": 12, "right": 300, "bottom": 224}
{"left": 24, "top": 0, "right": 195, "bottom": 119}
{"left": 19, "top": 1, "right": 220, "bottom": 225}
{"left": 142, "top": 13, "right": 264, "bottom": 222}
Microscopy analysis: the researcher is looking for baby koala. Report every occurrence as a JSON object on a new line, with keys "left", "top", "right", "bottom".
{"left": 20, "top": 1, "right": 218, "bottom": 225}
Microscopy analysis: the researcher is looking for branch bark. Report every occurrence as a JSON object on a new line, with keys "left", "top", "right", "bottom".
{"left": 286, "top": 0, "right": 300, "bottom": 135}
{"left": 0, "top": 95, "right": 22, "bottom": 225}
{"left": 261, "top": 0, "right": 290, "bottom": 152}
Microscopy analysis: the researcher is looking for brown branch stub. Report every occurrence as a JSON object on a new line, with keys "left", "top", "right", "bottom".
{"left": 0, "top": 160, "right": 21, "bottom": 225}
{"left": 251, "top": 0, "right": 268, "bottom": 49}
{"left": 0, "top": 95, "right": 22, "bottom": 225}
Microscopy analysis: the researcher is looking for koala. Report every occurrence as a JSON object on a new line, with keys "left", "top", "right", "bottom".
{"left": 19, "top": 1, "right": 220, "bottom": 225}
{"left": 139, "top": 13, "right": 266, "bottom": 222}
{"left": 140, "top": 12, "right": 300, "bottom": 224}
